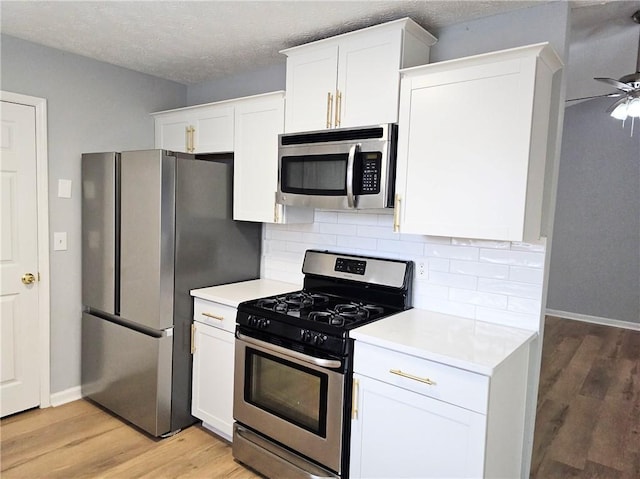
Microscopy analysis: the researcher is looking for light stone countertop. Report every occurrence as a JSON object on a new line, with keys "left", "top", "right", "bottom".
{"left": 190, "top": 279, "right": 300, "bottom": 308}
{"left": 351, "top": 308, "right": 538, "bottom": 376}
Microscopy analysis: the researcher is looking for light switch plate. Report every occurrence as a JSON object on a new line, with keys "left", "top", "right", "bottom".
{"left": 58, "top": 179, "right": 72, "bottom": 198}
{"left": 53, "top": 232, "right": 67, "bottom": 251}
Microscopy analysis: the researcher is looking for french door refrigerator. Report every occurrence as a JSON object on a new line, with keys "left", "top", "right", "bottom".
{"left": 81, "top": 149, "right": 261, "bottom": 437}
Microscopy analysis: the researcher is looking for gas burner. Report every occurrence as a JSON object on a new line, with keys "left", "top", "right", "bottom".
{"left": 256, "top": 298, "right": 288, "bottom": 312}
{"left": 308, "top": 311, "right": 353, "bottom": 327}
{"left": 283, "top": 292, "right": 330, "bottom": 310}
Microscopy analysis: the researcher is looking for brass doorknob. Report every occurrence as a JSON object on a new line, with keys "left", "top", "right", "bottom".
{"left": 21, "top": 273, "right": 36, "bottom": 285}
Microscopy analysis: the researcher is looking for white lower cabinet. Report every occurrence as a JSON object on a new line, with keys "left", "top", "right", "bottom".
{"left": 350, "top": 340, "right": 529, "bottom": 479}
{"left": 350, "top": 373, "right": 486, "bottom": 479}
{"left": 191, "top": 298, "right": 237, "bottom": 441}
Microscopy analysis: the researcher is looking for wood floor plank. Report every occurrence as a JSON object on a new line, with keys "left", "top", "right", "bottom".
{"left": 530, "top": 397, "right": 569, "bottom": 477}
{"left": 536, "top": 336, "right": 582, "bottom": 405}
{"left": 545, "top": 394, "right": 602, "bottom": 470}
{"left": 545, "top": 333, "right": 602, "bottom": 403}
{"left": 587, "top": 397, "right": 634, "bottom": 472}
{"left": 579, "top": 358, "right": 615, "bottom": 400}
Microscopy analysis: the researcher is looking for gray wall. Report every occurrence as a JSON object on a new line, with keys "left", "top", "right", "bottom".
{"left": 1, "top": 34, "right": 187, "bottom": 393}
{"left": 547, "top": 98, "right": 640, "bottom": 323}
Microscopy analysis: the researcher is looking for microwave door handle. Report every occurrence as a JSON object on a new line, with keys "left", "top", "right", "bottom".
{"left": 346, "top": 143, "right": 360, "bottom": 208}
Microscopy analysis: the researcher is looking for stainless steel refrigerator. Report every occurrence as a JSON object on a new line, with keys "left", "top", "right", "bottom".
{"left": 81, "top": 149, "right": 261, "bottom": 437}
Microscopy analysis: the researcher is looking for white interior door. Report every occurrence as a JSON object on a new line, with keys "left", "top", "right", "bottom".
{"left": 1, "top": 100, "right": 40, "bottom": 417}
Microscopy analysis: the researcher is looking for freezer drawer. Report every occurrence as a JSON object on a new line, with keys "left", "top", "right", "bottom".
{"left": 81, "top": 312, "right": 173, "bottom": 436}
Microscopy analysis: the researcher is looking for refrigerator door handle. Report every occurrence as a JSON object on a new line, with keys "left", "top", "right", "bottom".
{"left": 86, "top": 308, "right": 167, "bottom": 338}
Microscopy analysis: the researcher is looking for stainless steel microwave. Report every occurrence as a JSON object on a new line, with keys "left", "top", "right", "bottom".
{"left": 276, "top": 123, "right": 398, "bottom": 210}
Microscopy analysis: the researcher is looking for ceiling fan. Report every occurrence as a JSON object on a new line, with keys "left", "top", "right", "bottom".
{"left": 568, "top": 9, "right": 640, "bottom": 126}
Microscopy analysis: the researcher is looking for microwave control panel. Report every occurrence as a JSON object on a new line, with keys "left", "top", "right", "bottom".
{"left": 359, "top": 153, "right": 381, "bottom": 195}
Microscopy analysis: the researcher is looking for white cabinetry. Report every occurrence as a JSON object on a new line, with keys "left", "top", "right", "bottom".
{"left": 153, "top": 103, "right": 234, "bottom": 153}
{"left": 153, "top": 93, "right": 313, "bottom": 224}
{"left": 232, "top": 92, "right": 313, "bottom": 224}
{"left": 394, "top": 43, "right": 563, "bottom": 242}
{"left": 191, "top": 298, "right": 237, "bottom": 441}
{"left": 282, "top": 18, "right": 436, "bottom": 133}
{"left": 350, "top": 338, "right": 531, "bottom": 479}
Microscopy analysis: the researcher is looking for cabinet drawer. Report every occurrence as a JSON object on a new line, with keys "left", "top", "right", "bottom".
{"left": 353, "top": 342, "right": 489, "bottom": 413}
{"left": 193, "top": 298, "right": 237, "bottom": 333}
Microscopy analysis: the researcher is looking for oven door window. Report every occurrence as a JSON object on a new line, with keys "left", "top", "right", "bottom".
{"left": 280, "top": 154, "right": 347, "bottom": 195}
{"left": 245, "top": 349, "right": 328, "bottom": 437}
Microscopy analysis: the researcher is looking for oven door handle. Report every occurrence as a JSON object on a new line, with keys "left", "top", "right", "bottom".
{"left": 237, "top": 332, "right": 343, "bottom": 369}
{"left": 346, "top": 143, "right": 359, "bottom": 208}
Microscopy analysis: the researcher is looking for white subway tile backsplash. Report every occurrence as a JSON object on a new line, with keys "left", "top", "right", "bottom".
{"left": 509, "top": 266, "right": 544, "bottom": 284}
{"left": 479, "top": 248, "right": 545, "bottom": 268}
{"left": 449, "top": 288, "right": 508, "bottom": 309}
{"left": 477, "top": 278, "right": 543, "bottom": 299}
{"left": 269, "top": 229, "right": 304, "bottom": 242}
{"left": 508, "top": 297, "right": 542, "bottom": 314}
{"left": 263, "top": 215, "right": 547, "bottom": 331}
{"left": 337, "top": 235, "right": 377, "bottom": 251}
{"left": 301, "top": 232, "right": 337, "bottom": 245}
{"left": 377, "top": 239, "right": 424, "bottom": 256}
{"left": 429, "top": 270, "right": 478, "bottom": 290}
{"left": 337, "top": 212, "right": 379, "bottom": 225}
{"left": 449, "top": 260, "right": 509, "bottom": 279}
{"left": 314, "top": 211, "right": 338, "bottom": 223}
{"left": 426, "top": 244, "right": 479, "bottom": 261}
{"left": 357, "top": 224, "right": 400, "bottom": 240}
{"left": 319, "top": 222, "right": 357, "bottom": 236}
{"left": 451, "top": 238, "right": 510, "bottom": 249}
{"left": 428, "top": 257, "right": 450, "bottom": 272}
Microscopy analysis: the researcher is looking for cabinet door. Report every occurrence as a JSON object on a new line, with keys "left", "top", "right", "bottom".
{"left": 193, "top": 104, "right": 234, "bottom": 153}
{"left": 233, "top": 94, "right": 284, "bottom": 222}
{"left": 350, "top": 374, "right": 486, "bottom": 479}
{"left": 395, "top": 57, "right": 538, "bottom": 241}
{"left": 284, "top": 45, "right": 339, "bottom": 133}
{"left": 154, "top": 113, "right": 190, "bottom": 152}
{"left": 336, "top": 29, "right": 403, "bottom": 128}
{"left": 191, "top": 322, "right": 235, "bottom": 441}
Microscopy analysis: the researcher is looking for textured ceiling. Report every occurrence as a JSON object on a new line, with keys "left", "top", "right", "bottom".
{"left": 0, "top": 0, "right": 639, "bottom": 87}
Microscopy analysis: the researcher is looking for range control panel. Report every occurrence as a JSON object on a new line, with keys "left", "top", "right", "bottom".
{"left": 335, "top": 257, "right": 366, "bottom": 276}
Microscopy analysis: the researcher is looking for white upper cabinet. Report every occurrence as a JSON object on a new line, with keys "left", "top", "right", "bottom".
{"left": 153, "top": 102, "right": 234, "bottom": 154}
{"left": 232, "top": 92, "right": 313, "bottom": 224}
{"left": 282, "top": 18, "right": 437, "bottom": 133}
{"left": 394, "top": 43, "right": 563, "bottom": 242}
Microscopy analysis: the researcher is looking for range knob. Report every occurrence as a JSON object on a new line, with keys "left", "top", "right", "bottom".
{"left": 248, "top": 315, "right": 258, "bottom": 327}
{"left": 301, "top": 330, "right": 312, "bottom": 342}
{"left": 258, "top": 318, "right": 270, "bottom": 329}
{"left": 313, "top": 334, "right": 327, "bottom": 346}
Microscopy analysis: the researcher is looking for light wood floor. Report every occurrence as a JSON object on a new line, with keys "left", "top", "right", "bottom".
{"left": 0, "top": 400, "right": 261, "bottom": 478}
{"left": 2, "top": 316, "right": 639, "bottom": 478}
{"left": 530, "top": 316, "right": 640, "bottom": 478}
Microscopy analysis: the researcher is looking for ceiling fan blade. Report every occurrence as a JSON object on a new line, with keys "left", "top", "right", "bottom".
{"left": 606, "top": 96, "right": 629, "bottom": 114}
{"left": 594, "top": 77, "right": 634, "bottom": 92}
{"left": 566, "top": 92, "right": 622, "bottom": 102}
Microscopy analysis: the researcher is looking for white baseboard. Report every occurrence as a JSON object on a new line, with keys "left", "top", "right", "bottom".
{"left": 545, "top": 309, "right": 640, "bottom": 331}
{"left": 49, "top": 386, "right": 83, "bottom": 407}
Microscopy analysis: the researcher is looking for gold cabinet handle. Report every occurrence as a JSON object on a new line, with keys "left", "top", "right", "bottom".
{"left": 201, "top": 312, "right": 224, "bottom": 321}
{"left": 326, "top": 92, "right": 334, "bottom": 128}
{"left": 393, "top": 194, "right": 401, "bottom": 232}
{"left": 389, "top": 369, "right": 436, "bottom": 386}
{"left": 21, "top": 273, "right": 36, "bottom": 285}
{"left": 190, "top": 323, "right": 196, "bottom": 354}
{"left": 335, "top": 90, "right": 342, "bottom": 128}
{"left": 274, "top": 192, "right": 280, "bottom": 223}
{"left": 189, "top": 126, "right": 196, "bottom": 153}
{"left": 352, "top": 378, "right": 359, "bottom": 419}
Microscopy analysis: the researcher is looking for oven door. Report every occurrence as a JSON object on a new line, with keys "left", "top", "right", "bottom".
{"left": 234, "top": 332, "right": 345, "bottom": 474}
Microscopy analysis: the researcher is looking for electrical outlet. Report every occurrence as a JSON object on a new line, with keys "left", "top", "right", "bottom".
{"left": 53, "top": 232, "right": 67, "bottom": 251}
{"left": 417, "top": 261, "right": 426, "bottom": 278}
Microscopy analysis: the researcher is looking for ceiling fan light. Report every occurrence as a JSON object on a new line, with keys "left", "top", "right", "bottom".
{"left": 610, "top": 101, "right": 628, "bottom": 120}
{"left": 627, "top": 98, "right": 640, "bottom": 117}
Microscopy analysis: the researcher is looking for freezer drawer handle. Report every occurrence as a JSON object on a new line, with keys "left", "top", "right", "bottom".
{"left": 389, "top": 369, "right": 436, "bottom": 386}
{"left": 201, "top": 312, "right": 224, "bottom": 321}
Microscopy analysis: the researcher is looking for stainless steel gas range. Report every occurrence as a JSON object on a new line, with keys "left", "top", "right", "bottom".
{"left": 232, "top": 250, "right": 414, "bottom": 479}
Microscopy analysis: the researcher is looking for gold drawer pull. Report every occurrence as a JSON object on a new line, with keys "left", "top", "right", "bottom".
{"left": 201, "top": 312, "right": 224, "bottom": 321}
{"left": 389, "top": 369, "right": 436, "bottom": 386}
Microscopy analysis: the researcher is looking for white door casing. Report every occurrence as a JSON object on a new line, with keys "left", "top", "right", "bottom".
{"left": 0, "top": 92, "right": 50, "bottom": 416}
